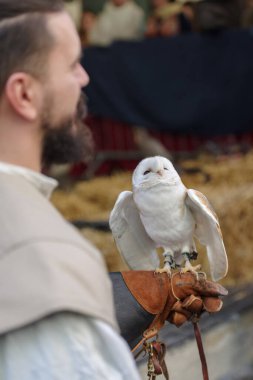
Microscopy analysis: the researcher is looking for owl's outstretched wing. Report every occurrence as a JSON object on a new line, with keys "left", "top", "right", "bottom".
{"left": 109, "top": 191, "right": 160, "bottom": 270}
{"left": 186, "top": 189, "right": 228, "bottom": 281}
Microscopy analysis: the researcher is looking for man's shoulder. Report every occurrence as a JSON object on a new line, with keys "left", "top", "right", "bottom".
{"left": 0, "top": 172, "right": 100, "bottom": 259}
{"left": 0, "top": 172, "right": 62, "bottom": 224}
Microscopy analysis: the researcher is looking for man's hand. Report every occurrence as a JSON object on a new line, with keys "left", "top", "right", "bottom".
{"left": 167, "top": 272, "right": 227, "bottom": 327}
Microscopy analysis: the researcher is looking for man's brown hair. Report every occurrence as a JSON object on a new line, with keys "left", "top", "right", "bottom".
{"left": 0, "top": 0, "right": 65, "bottom": 95}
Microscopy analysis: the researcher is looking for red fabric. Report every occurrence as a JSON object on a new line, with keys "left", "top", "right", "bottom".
{"left": 69, "top": 115, "right": 253, "bottom": 178}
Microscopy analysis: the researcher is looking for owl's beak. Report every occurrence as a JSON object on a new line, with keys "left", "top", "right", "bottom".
{"left": 157, "top": 170, "right": 163, "bottom": 176}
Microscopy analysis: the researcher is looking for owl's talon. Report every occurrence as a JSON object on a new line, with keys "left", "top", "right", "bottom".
{"left": 155, "top": 266, "right": 172, "bottom": 277}
{"left": 180, "top": 264, "right": 202, "bottom": 280}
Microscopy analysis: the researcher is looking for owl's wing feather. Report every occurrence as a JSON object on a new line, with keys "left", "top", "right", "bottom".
{"left": 186, "top": 189, "right": 228, "bottom": 281}
{"left": 109, "top": 191, "right": 159, "bottom": 270}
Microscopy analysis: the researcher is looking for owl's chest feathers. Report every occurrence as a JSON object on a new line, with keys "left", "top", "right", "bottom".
{"left": 133, "top": 184, "right": 194, "bottom": 244}
{"left": 134, "top": 184, "right": 186, "bottom": 218}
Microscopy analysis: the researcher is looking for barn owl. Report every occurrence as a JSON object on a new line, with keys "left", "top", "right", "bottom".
{"left": 109, "top": 156, "right": 228, "bottom": 281}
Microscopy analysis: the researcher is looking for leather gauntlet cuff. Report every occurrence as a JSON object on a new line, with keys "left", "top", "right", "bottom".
{"left": 122, "top": 271, "right": 178, "bottom": 338}
{"left": 121, "top": 271, "right": 179, "bottom": 349}
{"left": 121, "top": 271, "right": 172, "bottom": 315}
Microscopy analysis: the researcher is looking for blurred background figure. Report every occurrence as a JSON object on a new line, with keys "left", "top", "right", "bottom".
{"left": 192, "top": 0, "right": 242, "bottom": 32}
{"left": 145, "top": 0, "right": 199, "bottom": 38}
{"left": 82, "top": 0, "right": 145, "bottom": 46}
{"left": 241, "top": 0, "right": 253, "bottom": 27}
{"left": 176, "top": 0, "right": 201, "bottom": 28}
{"left": 64, "top": 0, "right": 83, "bottom": 31}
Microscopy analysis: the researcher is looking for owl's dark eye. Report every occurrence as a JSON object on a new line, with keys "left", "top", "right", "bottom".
{"left": 164, "top": 167, "right": 168, "bottom": 170}
{"left": 144, "top": 170, "right": 151, "bottom": 175}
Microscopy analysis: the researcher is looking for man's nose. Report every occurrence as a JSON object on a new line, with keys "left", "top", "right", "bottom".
{"left": 78, "top": 64, "right": 90, "bottom": 87}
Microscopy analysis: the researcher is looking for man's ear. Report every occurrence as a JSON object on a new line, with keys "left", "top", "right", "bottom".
{"left": 5, "top": 72, "right": 40, "bottom": 121}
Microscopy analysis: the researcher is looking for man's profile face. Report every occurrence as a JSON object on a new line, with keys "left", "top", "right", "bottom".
{"left": 40, "top": 11, "right": 89, "bottom": 130}
{"left": 38, "top": 11, "right": 92, "bottom": 165}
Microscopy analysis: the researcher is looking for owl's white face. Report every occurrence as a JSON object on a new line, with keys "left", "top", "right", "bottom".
{"left": 132, "top": 156, "right": 180, "bottom": 188}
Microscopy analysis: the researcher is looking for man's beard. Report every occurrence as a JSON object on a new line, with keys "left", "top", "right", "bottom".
{"left": 41, "top": 94, "right": 94, "bottom": 168}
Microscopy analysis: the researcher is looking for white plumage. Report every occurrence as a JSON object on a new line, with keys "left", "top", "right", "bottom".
{"left": 109, "top": 156, "right": 228, "bottom": 281}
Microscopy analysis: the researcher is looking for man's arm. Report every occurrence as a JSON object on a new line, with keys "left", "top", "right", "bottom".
{"left": 110, "top": 272, "right": 154, "bottom": 347}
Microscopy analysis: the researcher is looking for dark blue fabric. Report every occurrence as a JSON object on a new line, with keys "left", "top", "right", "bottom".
{"left": 82, "top": 29, "right": 253, "bottom": 136}
{"left": 109, "top": 272, "right": 154, "bottom": 348}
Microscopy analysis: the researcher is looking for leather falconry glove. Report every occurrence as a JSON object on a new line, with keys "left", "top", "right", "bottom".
{"left": 111, "top": 271, "right": 227, "bottom": 380}
{"left": 117, "top": 271, "right": 227, "bottom": 343}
